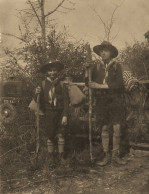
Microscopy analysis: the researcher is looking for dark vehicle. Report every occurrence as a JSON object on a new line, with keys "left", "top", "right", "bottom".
{"left": 0, "top": 80, "right": 23, "bottom": 124}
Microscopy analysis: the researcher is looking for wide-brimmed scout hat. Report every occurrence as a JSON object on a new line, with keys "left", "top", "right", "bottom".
{"left": 40, "top": 61, "right": 64, "bottom": 74}
{"left": 144, "top": 31, "right": 149, "bottom": 38}
{"left": 93, "top": 41, "right": 118, "bottom": 58}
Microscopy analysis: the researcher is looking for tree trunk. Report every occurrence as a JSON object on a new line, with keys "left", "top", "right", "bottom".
{"left": 41, "top": 0, "right": 46, "bottom": 51}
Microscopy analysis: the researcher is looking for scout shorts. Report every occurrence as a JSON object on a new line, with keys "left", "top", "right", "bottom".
{"left": 45, "top": 109, "right": 65, "bottom": 141}
{"left": 95, "top": 94, "right": 124, "bottom": 125}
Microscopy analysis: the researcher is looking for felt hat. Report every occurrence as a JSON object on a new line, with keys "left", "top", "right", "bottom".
{"left": 93, "top": 41, "right": 118, "bottom": 58}
{"left": 40, "top": 61, "right": 64, "bottom": 74}
{"left": 144, "top": 31, "right": 149, "bottom": 38}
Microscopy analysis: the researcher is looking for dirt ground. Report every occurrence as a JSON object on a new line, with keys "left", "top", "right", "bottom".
{"left": 2, "top": 152, "right": 149, "bottom": 194}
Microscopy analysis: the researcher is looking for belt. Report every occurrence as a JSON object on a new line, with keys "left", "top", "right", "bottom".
{"left": 45, "top": 103, "right": 63, "bottom": 110}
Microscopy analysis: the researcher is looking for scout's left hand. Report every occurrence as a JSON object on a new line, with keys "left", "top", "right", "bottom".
{"left": 61, "top": 116, "right": 67, "bottom": 125}
{"left": 83, "top": 86, "right": 89, "bottom": 95}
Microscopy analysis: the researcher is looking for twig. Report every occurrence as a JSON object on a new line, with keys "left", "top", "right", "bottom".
{"left": 28, "top": 0, "right": 42, "bottom": 28}
{"left": 4, "top": 49, "right": 36, "bottom": 87}
{"left": 45, "top": 0, "right": 65, "bottom": 17}
{"left": 0, "top": 138, "right": 35, "bottom": 160}
{"left": 2, "top": 33, "right": 26, "bottom": 42}
{"left": 37, "top": 0, "right": 41, "bottom": 7}
{"left": 90, "top": 1, "right": 124, "bottom": 41}
{"left": 90, "top": 6, "right": 107, "bottom": 33}
{"left": 0, "top": 143, "right": 27, "bottom": 159}
{"left": 61, "top": 5, "right": 75, "bottom": 10}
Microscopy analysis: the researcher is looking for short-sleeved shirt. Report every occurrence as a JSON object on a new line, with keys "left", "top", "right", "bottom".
{"left": 92, "top": 61, "right": 124, "bottom": 125}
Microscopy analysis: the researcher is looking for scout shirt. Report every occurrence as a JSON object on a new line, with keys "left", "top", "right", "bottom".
{"left": 35, "top": 78, "right": 69, "bottom": 116}
{"left": 92, "top": 61, "right": 124, "bottom": 92}
{"left": 90, "top": 61, "right": 125, "bottom": 125}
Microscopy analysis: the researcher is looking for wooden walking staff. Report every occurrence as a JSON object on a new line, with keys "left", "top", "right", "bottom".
{"left": 35, "top": 94, "right": 40, "bottom": 163}
{"left": 86, "top": 44, "right": 93, "bottom": 161}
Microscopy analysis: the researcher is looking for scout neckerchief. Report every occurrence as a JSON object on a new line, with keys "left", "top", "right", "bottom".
{"left": 103, "top": 58, "right": 116, "bottom": 84}
{"left": 95, "top": 58, "right": 109, "bottom": 84}
{"left": 47, "top": 77, "right": 58, "bottom": 107}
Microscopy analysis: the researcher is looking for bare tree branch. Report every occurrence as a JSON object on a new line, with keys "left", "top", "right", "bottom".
{"left": 90, "top": 6, "right": 109, "bottom": 39}
{"left": 107, "top": 0, "right": 125, "bottom": 40}
{"left": 0, "top": 142, "right": 27, "bottom": 159}
{"left": 90, "top": 7, "right": 107, "bottom": 30}
{"left": 18, "top": 25, "right": 23, "bottom": 40}
{"left": 57, "top": 10, "right": 68, "bottom": 14}
{"left": 61, "top": 5, "right": 75, "bottom": 10}
{"left": 16, "top": 9, "right": 35, "bottom": 16}
{"left": 108, "top": 3, "right": 122, "bottom": 32}
{"left": 16, "top": 11, "right": 32, "bottom": 42}
{"left": 68, "top": 0, "right": 75, "bottom": 6}
{"left": 2, "top": 33, "right": 26, "bottom": 42}
{"left": 90, "top": 0, "right": 124, "bottom": 41}
{"left": 28, "top": 0, "right": 42, "bottom": 28}
{"left": 111, "top": 30, "right": 120, "bottom": 42}
{"left": 37, "top": 0, "right": 41, "bottom": 7}
{"left": 45, "top": 0, "right": 65, "bottom": 17}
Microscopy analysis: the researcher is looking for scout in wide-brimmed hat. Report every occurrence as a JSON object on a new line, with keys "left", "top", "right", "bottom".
{"left": 93, "top": 41, "right": 118, "bottom": 58}
{"left": 40, "top": 60, "right": 64, "bottom": 74}
{"left": 34, "top": 59, "right": 68, "bottom": 166}
{"left": 89, "top": 41, "right": 127, "bottom": 167}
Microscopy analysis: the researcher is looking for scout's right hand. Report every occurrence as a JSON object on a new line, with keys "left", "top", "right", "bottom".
{"left": 83, "top": 86, "right": 89, "bottom": 95}
{"left": 89, "top": 81, "right": 97, "bottom": 88}
{"left": 83, "top": 62, "right": 93, "bottom": 68}
{"left": 35, "top": 86, "right": 41, "bottom": 94}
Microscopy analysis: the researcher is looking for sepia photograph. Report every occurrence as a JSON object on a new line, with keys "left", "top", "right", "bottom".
{"left": 0, "top": 0, "right": 149, "bottom": 193}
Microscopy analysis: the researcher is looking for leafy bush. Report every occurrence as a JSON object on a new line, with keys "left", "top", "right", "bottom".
{"left": 119, "top": 41, "right": 149, "bottom": 142}
{"left": 119, "top": 41, "right": 149, "bottom": 79}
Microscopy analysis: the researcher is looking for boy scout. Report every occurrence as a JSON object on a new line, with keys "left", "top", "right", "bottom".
{"left": 88, "top": 41, "right": 126, "bottom": 166}
{"left": 35, "top": 61, "right": 69, "bottom": 166}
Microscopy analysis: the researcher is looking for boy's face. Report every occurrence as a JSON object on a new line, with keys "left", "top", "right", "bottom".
{"left": 47, "top": 68, "right": 58, "bottom": 79}
{"left": 100, "top": 48, "right": 112, "bottom": 61}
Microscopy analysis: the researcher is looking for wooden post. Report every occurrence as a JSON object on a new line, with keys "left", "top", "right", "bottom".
{"left": 86, "top": 44, "right": 93, "bottom": 161}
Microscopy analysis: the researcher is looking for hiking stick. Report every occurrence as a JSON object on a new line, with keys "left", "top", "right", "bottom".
{"left": 35, "top": 94, "right": 40, "bottom": 165}
{"left": 86, "top": 44, "right": 93, "bottom": 161}
{"left": 143, "top": 62, "right": 149, "bottom": 79}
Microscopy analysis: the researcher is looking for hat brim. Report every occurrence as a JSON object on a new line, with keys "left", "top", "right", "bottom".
{"left": 145, "top": 35, "right": 149, "bottom": 38}
{"left": 144, "top": 31, "right": 149, "bottom": 38}
{"left": 40, "top": 61, "right": 64, "bottom": 74}
{"left": 93, "top": 44, "right": 118, "bottom": 58}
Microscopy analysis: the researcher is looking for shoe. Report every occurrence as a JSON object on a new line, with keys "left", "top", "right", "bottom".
{"left": 47, "top": 153, "right": 55, "bottom": 167}
{"left": 112, "top": 151, "right": 127, "bottom": 165}
{"left": 96, "top": 153, "right": 110, "bottom": 167}
{"left": 58, "top": 153, "right": 68, "bottom": 167}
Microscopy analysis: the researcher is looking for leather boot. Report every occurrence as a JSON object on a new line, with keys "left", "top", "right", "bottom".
{"left": 96, "top": 152, "right": 110, "bottom": 166}
{"left": 58, "top": 152, "right": 67, "bottom": 166}
{"left": 43, "top": 153, "right": 55, "bottom": 171}
{"left": 112, "top": 151, "right": 127, "bottom": 165}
